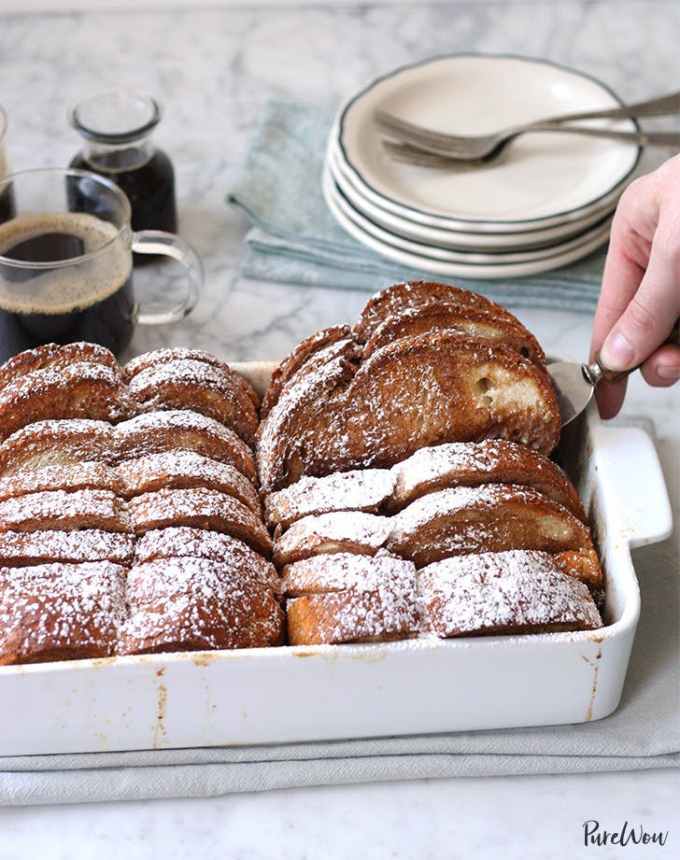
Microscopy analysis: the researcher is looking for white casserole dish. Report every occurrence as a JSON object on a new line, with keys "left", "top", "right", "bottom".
{"left": 0, "top": 362, "right": 672, "bottom": 757}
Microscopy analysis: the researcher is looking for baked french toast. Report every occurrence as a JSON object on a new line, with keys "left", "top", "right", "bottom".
{"left": 0, "top": 420, "right": 114, "bottom": 477}
{"left": 115, "top": 411, "right": 257, "bottom": 483}
{"left": 260, "top": 325, "right": 355, "bottom": 417}
{"left": 417, "top": 550, "right": 602, "bottom": 638}
{"left": 264, "top": 468, "right": 395, "bottom": 529}
{"left": 258, "top": 331, "right": 561, "bottom": 492}
{"left": 119, "top": 556, "right": 284, "bottom": 655}
{"left": 361, "top": 303, "right": 546, "bottom": 364}
{"left": 0, "top": 561, "right": 127, "bottom": 665}
{"left": 387, "top": 484, "right": 596, "bottom": 570}
{"left": 283, "top": 551, "right": 418, "bottom": 645}
{"left": 0, "top": 530, "right": 135, "bottom": 567}
{"left": 389, "top": 440, "right": 584, "bottom": 519}
{"left": 353, "top": 281, "right": 521, "bottom": 342}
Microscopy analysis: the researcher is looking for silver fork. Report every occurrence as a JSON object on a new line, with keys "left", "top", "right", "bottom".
{"left": 383, "top": 128, "right": 680, "bottom": 168}
{"left": 374, "top": 89, "right": 680, "bottom": 162}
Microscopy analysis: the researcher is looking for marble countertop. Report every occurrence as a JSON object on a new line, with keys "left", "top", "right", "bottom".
{"left": 0, "top": 1, "right": 678, "bottom": 856}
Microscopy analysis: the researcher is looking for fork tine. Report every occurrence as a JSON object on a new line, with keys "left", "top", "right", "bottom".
{"left": 381, "top": 139, "right": 481, "bottom": 168}
{"left": 374, "top": 109, "right": 474, "bottom": 149}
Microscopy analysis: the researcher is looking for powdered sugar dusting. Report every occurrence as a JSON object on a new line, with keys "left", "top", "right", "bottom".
{"left": 0, "top": 462, "right": 121, "bottom": 501}
{"left": 0, "top": 529, "right": 135, "bottom": 565}
{"left": 274, "top": 510, "right": 393, "bottom": 565}
{"left": 418, "top": 550, "right": 602, "bottom": 637}
{"left": 265, "top": 468, "right": 394, "bottom": 528}
{"left": 117, "top": 451, "right": 260, "bottom": 512}
{"left": 0, "top": 561, "right": 127, "bottom": 664}
{"left": 120, "top": 557, "right": 283, "bottom": 654}
{"left": 0, "top": 489, "right": 130, "bottom": 533}
{"left": 135, "top": 527, "right": 278, "bottom": 589}
{"left": 283, "top": 551, "right": 414, "bottom": 595}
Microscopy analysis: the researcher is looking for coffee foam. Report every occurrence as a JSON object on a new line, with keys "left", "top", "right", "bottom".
{"left": 0, "top": 212, "right": 132, "bottom": 315}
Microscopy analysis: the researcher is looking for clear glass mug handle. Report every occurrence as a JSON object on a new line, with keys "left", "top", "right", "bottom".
{"left": 131, "top": 230, "right": 203, "bottom": 325}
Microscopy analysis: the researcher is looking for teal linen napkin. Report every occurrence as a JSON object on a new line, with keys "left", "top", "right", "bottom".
{"left": 228, "top": 100, "right": 608, "bottom": 311}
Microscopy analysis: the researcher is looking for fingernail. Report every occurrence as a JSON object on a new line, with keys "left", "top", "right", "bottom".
{"left": 600, "top": 331, "right": 635, "bottom": 371}
{"left": 657, "top": 364, "right": 680, "bottom": 380}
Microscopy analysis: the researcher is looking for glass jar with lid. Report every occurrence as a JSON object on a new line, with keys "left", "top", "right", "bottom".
{"left": 69, "top": 91, "right": 177, "bottom": 247}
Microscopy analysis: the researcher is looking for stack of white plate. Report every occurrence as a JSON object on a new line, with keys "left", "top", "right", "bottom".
{"left": 324, "top": 54, "right": 642, "bottom": 279}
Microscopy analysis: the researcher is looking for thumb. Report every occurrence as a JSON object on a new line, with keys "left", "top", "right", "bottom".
{"left": 599, "top": 229, "right": 680, "bottom": 371}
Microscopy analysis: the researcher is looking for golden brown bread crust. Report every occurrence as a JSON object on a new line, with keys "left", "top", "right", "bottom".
{"left": 283, "top": 552, "right": 418, "bottom": 646}
{"left": 362, "top": 303, "right": 546, "bottom": 364}
{"left": 264, "top": 468, "right": 395, "bottom": 529}
{"left": 416, "top": 550, "right": 602, "bottom": 638}
{"left": 0, "top": 529, "right": 135, "bottom": 566}
{"left": 0, "top": 462, "right": 122, "bottom": 502}
{"left": 257, "top": 331, "right": 561, "bottom": 492}
{"left": 554, "top": 548, "right": 605, "bottom": 594}
{"left": 128, "top": 358, "right": 259, "bottom": 446}
{"left": 0, "top": 420, "right": 114, "bottom": 478}
{"left": 0, "top": 489, "right": 131, "bottom": 534}
{"left": 116, "top": 452, "right": 261, "bottom": 514}
{"left": 261, "top": 325, "right": 353, "bottom": 418}
{"left": 0, "top": 362, "right": 133, "bottom": 443}
{"left": 354, "top": 281, "right": 521, "bottom": 342}
{"left": 115, "top": 411, "right": 257, "bottom": 483}
{"left": 127, "top": 487, "right": 272, "bottom": 556}
{"left": 119, "top": 556, "right": 284, "bottom": 655}
{"left": 123, "top": 348, "right": 260, "bottom": 410}
{"left": 0, "top": 342, "right": 119, "bottom": 392}
{"left": 387, "top": 484, "right": 593, "bottom": 568}
{"left": 0, "top": 561, "right": 127, "bottom": 665}
{"left": 389, "top": 441, "right": 584, "bottom": 520}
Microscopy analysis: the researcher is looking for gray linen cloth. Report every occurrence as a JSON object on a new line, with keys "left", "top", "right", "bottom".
{"left": 0, "top": 418, "right": 677, "bottom": 806}
{"left": 227, "top": 100, "right": 609, "bottom": 311}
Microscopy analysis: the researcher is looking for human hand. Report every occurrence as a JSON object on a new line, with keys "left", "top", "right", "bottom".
{"left": 591, "top": 155, "right": 680, "bottom": 418}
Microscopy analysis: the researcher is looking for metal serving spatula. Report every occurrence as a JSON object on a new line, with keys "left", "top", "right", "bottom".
{"left": 548, "top": 321, "right": 680, "bottom": 426}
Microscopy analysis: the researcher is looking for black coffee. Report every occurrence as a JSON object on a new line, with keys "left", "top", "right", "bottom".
{"left": 0, "top": 212, "right": 134, "bottom": 363}
{"left": 0, "top": 186, "right": 16, "bottom": 224}
{"left": 70, "top": 149, "right": 177, "bottom": 235}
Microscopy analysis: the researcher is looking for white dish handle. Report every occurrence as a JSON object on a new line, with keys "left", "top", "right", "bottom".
{"left": 591, "top": 425, "right": 673, "bottom": 549}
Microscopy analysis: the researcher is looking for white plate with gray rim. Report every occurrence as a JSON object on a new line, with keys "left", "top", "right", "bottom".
{"left": 335, "top": 54, "right": 641, "bottom": 231}
{"left": 327, "top": 142, "right": 618, "bottom": 251}
{"left": 324, "top": 168, "right": 613, "bottom": 266}
{"left": 323, "top": 167, "right": 612, "bottom": 279}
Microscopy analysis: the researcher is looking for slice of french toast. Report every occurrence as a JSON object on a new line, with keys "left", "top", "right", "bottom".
{"left": 0, "top": 420, "right": 114, "bottom": 478}
{"left": 127, "top": 487, "right": 272, "bottom": 556}
{"left": 115, "top": 411, "right": 257, "bottom": 484}
{"left": 417, "top": 550, "right": 602, "bottom": 638}
{"left": 123, "top": 347, "right": 260, "bottom": 409}
{"left": 389, "top": 440, "right": 584, "bottom": 520}
{"left": 354, "top": 281, "right": 521, "bottom": 342}
{"left": 116, "top": 451, "right": 261, "bottom": 514}
{"left": 0, "top": 362, "right": 133, "bottom": 442}
{"left": 119, "top": 556, "right": 284, "bottom": 655}
{"left": 0, "top": 561, "right": 127, "bottom": 665}
{"left": 387, "top": 484, "right": 596, "bottom": 570}
{"left": 283, "top": 551, "right": 417, "bottom": 645}
{"left": 0, "top": 529, "right": 135, "bottom": 567}
{"left": 362, "top": 303, "right": 546, "bottom": 364}
{"left": 258, "top": 331, "right": 561, "bottom": 492}
{"left": 0, "top": 342, "right": 119, "bottom": 392}
{"left": 260, "top": 325, "right": 354, "bottom": 418}
{"left": 264, "top": 468, "right": 395, "bottom": 529}
{"left": 127, "top": 358, "right": 259, "bottom": 446}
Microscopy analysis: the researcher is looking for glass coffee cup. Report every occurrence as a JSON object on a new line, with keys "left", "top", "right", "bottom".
{"left": 0, "top": 167, "right": 202, "bottom": 363}
{"left": 0, "top": 106, "right": 15, "bottom": 222}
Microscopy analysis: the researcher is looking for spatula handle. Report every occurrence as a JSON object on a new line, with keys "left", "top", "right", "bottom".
{"left": 587, "top": 318, "right": 680, "bottom": 385}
